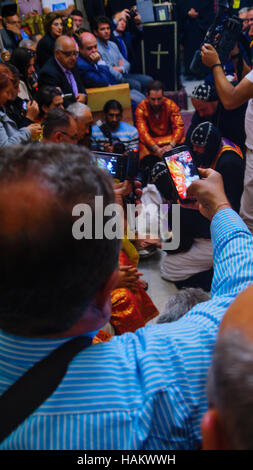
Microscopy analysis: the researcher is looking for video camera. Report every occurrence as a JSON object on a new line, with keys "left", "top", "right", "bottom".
{"left": 96, "top": 120, "right": 126, "bottom": 154}
{"left": 190, "top": 0, "right": 242, "bottom": 76}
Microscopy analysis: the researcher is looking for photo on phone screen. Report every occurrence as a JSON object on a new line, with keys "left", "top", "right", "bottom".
{"left": 95, "top": 154, "right": 120, "bottom": 179}
{"left": 163, "top": 147, "right": 200, "bottom": 201}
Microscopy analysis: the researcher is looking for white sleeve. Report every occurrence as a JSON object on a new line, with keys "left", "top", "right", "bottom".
{"left": 245, "top": 69, "right": 253, "bottom": 83}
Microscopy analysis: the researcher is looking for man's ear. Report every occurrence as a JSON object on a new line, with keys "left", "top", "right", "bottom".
{"left": 54, "top": 131, "right": 64, "bottom": 143}
{"left": 42, "top": 104, "right": 48, "bottom": 116}
{"left": 93, "top": 269, "right": 119, "bottom": 317}
{"left": 202, "top": 408, "right": 229, "bottom": 450}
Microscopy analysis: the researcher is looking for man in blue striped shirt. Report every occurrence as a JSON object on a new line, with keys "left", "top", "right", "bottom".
{"left": 0, "top": 144, "right": 253, "bottom": 450}
{"left": 91, "top": 99, "right": 139, "bottom": 153}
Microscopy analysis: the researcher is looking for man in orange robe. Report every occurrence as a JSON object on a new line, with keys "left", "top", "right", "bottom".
{"left": 135, "top": 80, "right": 184, "bottom": 166}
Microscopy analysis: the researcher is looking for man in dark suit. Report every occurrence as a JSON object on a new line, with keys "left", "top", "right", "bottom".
{"left": 77, "top": 32, "right": 118, "bottom": 88}
{"left": 38, "top": 35, "right": 87, "bottom": 107}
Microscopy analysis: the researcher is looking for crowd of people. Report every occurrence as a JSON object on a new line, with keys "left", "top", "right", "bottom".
{"left": 1, "top": 0, "right": 253, "bottom": 452}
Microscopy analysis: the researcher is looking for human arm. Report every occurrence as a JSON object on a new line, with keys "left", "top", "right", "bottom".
{"left": 135, "top": 102, "right": 158, "bottom": 151}
{"left": 0, "top": 116, "right": 31, "bottom": 147}
{"left": 201, "top": 44, "right": 253, "bottom": 110}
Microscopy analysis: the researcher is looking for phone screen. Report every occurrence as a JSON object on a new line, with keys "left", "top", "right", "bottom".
{"left": 95, "top": 155, "right": 119, "bottom": 178}
{"left": 164, "top": 149, "right": 199, "bottom": 200}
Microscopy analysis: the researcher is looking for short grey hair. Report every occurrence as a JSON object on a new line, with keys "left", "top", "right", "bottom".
{"left": 19, "top": 39, "right": 36, "bottom": 49}
{"left": 156, "top": 288, "right": 210, "bottom": 324}
{"left": 238, "top": 7, "right": 250, "bottom": 15}
{"left": 67, "top": 102, "right": 91, "bottom": 120}
{"left": 208, "top": 329, "right": 253, "bottom": 450}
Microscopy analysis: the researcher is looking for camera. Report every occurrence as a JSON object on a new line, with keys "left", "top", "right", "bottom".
{"left": 96, "top": 120, "right": 126, "bottom": 154}
{"left": 190, "top": 0, "right": 242, "bottom": 76}
{"left": 129, "top": 8, "right": 138, "bottom": 20}
{"left": 93, "top": 149, "right": 139, "bottom": 182}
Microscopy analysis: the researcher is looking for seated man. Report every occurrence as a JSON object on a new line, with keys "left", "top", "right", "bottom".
{"left": 160, "top": 122, "right": 245, "bottom": 291}
{"left": 67, "top": 102, "right": 93, "bottom": 146}
{"left": 0, "top": 144, "right": 253, "bottom": 449}
{"left": 38, "top": 36, "right": 86, "bottom": 108}
{"left": 42, "top": 108, "right": 78, "bottom": 144}
{"left": 77, "top": 32, "right": 118, "bottom": 88}
{"left": 185, "top": 82, "right": 247, "bottom": 151}
{"left": 111, "top": 9, "right": 153, "bottom": 92}
{"left": 92, "top": 15, "right": 145, "bottom": 103}
{"left": 91, "top": 99, "right": 139, "bottom": 152}
{"left": 136, "top": 80, "right": 184, "bottom": 166}
{"left": 0, "top": 3, "right": 29, "bottom": 53}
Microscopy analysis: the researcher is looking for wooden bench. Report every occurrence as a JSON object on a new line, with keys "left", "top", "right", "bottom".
{"left": 86, "top": 83, "right": 133, "bottom": 125}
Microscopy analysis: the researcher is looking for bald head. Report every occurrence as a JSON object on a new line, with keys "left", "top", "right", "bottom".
{"left": 219, "top": 284, "right": 253, "bottom": 340}
{"left": 54, "top": 35, "right": 78, "bottom": 69}
{"left": 202, "top": 284, "right": 253, "bottom": 450}
{"left": 78, "top": 32, "right": 100, "bottom": 63}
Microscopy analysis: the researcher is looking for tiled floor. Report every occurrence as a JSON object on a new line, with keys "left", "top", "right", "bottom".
{"left": 138, "top": 76, "right": 203, "bottom": 315}
{"left": 139, "top": 250, "right": 178, "bottom": 315}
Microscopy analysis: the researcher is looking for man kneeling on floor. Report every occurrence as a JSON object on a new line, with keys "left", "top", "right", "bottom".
{"left": 0, "top": 143, "right": 253, "bottom": 450}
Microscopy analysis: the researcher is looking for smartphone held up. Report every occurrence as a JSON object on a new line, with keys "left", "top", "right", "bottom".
{"left": 163, "top": 145, "right": 200, "bottom": 203}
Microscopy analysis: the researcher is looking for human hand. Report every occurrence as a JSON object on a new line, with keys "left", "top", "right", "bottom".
{"left": 116, "top": 265, "right": 143, "bottom": 290}
{"left": 89, "top": 51, "right": 101, "bottom": 63}
{"left": 188, "top": 8, "right": 199, "bottom": 18}
{"left": 201, "top": 43, "right": 220, "bottom": 68}
{"left": 27, "top": 123, "right": 42, "bottom": 140}
{"left": 26, "top": 100, "right": 39, "bottom": 121}
{"left": 118, "top": 59, "right": 125, "bottom": 66}
{"left": 5, "top": 22, "right": 21, "bottom": 38}
{"left": 113, "top": 66, "right": 123, "bottom": 73}
{"left": 114, "top": 180, "right": 142, "bottom": 206}
{"left": 76, "top": 93, "right": 86, "bottom": 104}
{"left": 181, "top": 168, "right": 231, "bottom": 221}
{"left": 134, "top": 11, "right": 142, "bottom": 25}
{"left": 104, "top": 142, "right": 114, "bottom": 153}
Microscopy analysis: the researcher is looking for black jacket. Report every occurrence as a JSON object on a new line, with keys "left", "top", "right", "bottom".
{"left": 36, "top": 33, "right": 55, "bottom": 69}
{"left": 38, "top": 57, "right": 86, "bottom": 107}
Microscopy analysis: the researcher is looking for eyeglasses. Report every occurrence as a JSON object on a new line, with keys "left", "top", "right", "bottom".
{"left": 58, "top": 50, "right": 79, "bottom": 57}
{"left": 61, "top": 131, "right": 78, "bottom": 141}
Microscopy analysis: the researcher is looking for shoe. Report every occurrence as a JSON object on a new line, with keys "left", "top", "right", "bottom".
{"left": 138, "top": 245, "right": 157, "bottom": 259}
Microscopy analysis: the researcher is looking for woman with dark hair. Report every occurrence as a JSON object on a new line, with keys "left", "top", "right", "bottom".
{"left": 10, "top": 48, "right": 38, "bottom": 100}
{"left": 36, "top": 13, "right": 63, "bottom": 68}
{"left": 4, "top": 64, "right": 39, "bottom": 128}
{"left": 36, "top": 86, "right": 64, "bottom": 121}
{"left": 0, "top": 64, "right": 41, "bottom": 147}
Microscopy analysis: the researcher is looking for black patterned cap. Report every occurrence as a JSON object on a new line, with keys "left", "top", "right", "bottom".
{"left": 191, "top": 122, "right": 213, "bottom": 147}
{"left": 191, "top": 82, "right": 218, "bottom": 102}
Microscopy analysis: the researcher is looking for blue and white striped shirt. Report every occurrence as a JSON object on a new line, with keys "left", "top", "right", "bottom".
{"left": 0, "top": 209, "right": 253, "bottom": 450}
{"left": 91, "top": 121, "right": 139, "bottom": 152}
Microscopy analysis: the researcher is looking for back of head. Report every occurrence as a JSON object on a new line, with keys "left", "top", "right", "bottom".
{"left": 191, "top": 121, "right": 222, "bottom": 166}
{"left": 67, "top": 102, "right": 91, "bottom": 120}
{"left": 208, "top": 328, "right": 253, "bottom": 449}
{"left": 0, "top": 143, "right": 119, "bottom": 336}
{"left": 157, "top": 288, "right": 210, "bottom": 324}
{"left": 43, "top": 107, "right": 71, "bottom": 138}
{"left": 19, "top": 39, "right": 36, "bottom": 50}
{"left": 10, "top": 47, "right": 32, "bottom": 79}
